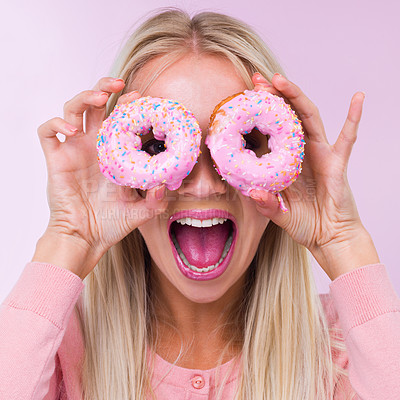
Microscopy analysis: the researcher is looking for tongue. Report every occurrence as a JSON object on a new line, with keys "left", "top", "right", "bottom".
{"left": 173, "top": 222, "right": 230, "bottom": 268}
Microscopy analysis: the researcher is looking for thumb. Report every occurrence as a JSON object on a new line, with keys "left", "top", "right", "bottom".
{"left": 123, "top": 185, "right": 168, "bottom": 228}
{"left": 144, "top": 185, "right": 168, "bottom": 212}
{"left": 249, "top": 189, "right": 291, "bottom": 228}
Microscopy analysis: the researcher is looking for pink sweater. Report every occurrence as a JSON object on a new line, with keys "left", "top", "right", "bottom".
{"left": 0, "top": 262, "right": 399, "bottom": 399}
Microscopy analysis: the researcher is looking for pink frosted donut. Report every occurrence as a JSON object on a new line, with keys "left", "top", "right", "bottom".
{"left": 97, "top": 96, "right": 202, "bottom": 191}
{"left": 205, "top": 89, "right": 305, "bottom": 213}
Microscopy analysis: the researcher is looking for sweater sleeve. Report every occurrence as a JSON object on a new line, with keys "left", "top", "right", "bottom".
{"left": 329, "top": 263, "right": 400, "bottom": 400}
{"left": 0, "top": 262, "right": 84, "bottom": 400}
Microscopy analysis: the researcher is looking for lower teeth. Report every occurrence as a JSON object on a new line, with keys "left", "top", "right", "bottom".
{"left": 171, "top": 232, "right": 233, "bottom": 273}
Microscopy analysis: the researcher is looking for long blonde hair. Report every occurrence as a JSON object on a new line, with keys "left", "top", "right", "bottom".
{"left": 77, "top": 7, "right": 354, "bottom": 399}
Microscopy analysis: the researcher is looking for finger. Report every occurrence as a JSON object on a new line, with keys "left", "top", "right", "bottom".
{"left": 63, "top": 90, "right": 110, "bottom": 135}
{"left": 249, "top": 189, "right": 291, "bottom": 227}
{"left": 37, "top": 117, "right": 79, "bottom": 154}
{"left": 125, "top": 185, "right": 168, "bottom": 226}
{"left": 333, "top": 92, "right": 365, "bottom": 165}
{"left": 253, "top": 82, "right": 283, "bottom": 97}
{"left": 92, "top": 77, "right": 125, "bottom": 92}
{"left": 116, "top": 90, "right": 142, "bottom": 105}
{"left": 252, "top": 72, "right": 273, "bottom": 88}
{"left": 85, "top": 77, "right": 126, "bottom": 132}
{"left": 146, "top": 185, "right": 167, "bottom": 204}
{"left": 271, "top": 73, "right": 329, "bottom": 144}
{"left": 252, "top": 72, "right": 283, "bottom": 97}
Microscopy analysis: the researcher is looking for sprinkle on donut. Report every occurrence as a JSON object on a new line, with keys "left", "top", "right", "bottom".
{"left": 205, "top": 89, "right": 305, "bottom": 213}
{"left": 97, "top": 96, "right": 202, "bottom": 191}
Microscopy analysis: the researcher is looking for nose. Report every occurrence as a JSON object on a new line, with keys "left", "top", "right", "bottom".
{"left": 176, "top": 136, "right": 227, "bottom": 199}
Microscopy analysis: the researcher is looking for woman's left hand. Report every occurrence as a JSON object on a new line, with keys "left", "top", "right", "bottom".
{"left": 250, "top": 72, "right": 380, "bottom": 280}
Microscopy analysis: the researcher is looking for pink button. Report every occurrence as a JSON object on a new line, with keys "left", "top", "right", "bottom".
{"left": 191, "top": 375, "right": 205, "bottom": 389}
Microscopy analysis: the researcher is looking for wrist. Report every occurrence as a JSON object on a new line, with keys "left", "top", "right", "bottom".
{"left": 311, "top": 229, "right": 380, "bottom": 281}
{"left": 32, "top": 230, "right": 105, "bottom": 280}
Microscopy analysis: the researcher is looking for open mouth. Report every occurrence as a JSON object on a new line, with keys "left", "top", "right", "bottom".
{"left": 168, "top": 209, "right": 237, "bottom": 281}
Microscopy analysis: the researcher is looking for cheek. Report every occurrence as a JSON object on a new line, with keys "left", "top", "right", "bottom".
{"left": 138, "top": 218, "right": 169, "bottom": 262}
{"left": 242, "top": 194, "right": 270, "bottom": 231}
{"left": 238, "top": 198, "right": 270, "bottom": 257}
{"left": 241, "top": 220, "right": 269, "bottom": 259}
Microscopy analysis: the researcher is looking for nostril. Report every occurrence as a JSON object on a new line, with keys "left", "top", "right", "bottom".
{"left": 173, "top": 141, "right": 228, "bottom": 198}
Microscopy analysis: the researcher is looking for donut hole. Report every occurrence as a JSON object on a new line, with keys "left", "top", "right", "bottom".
{"left": 243, "top": 128, "right": 270, "bottom": 158}
{"left": 140, "top": 127, "right": 166, "bottom": 156}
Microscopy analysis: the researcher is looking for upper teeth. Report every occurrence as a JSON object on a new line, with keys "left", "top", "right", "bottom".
{"left": 176, "top": 217, "right": 227, "bottom": 227}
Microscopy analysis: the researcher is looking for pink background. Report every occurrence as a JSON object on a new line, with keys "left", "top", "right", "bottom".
{"left": 1, "top": 0, "right": 399, "bottom": 301}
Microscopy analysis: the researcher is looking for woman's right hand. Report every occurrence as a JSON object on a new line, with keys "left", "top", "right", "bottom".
{"left": 33, "top": 77, "right": 167, "bottom": 279}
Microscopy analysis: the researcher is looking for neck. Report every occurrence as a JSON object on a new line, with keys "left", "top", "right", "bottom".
{"left": 148, "top": 263, "right": 247, "bottom": 368}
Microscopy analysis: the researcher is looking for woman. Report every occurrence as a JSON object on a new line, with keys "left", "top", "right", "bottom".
{"left": 1, "top": 7, "right": 399, "bottom": 400}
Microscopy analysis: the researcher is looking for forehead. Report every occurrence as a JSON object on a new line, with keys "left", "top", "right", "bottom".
{"left": 129, "top": 54, "right": 248, "bottom": 121}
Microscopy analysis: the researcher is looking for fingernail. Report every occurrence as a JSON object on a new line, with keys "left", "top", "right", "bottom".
{"left": 155, "top": 185, "right": 165, "bottom": 201}
{"left": 249, "top": 191, "right": 259, "bottom": 200}
{"left": 94, "top": 91, "right": 109, "bottom": 97}
{"left": 254, "top": 73, "right": 271, "bottom": 85}
{"left": 274, "top": 73, "right": 284, "bottom": 79}
{"left": 249, "top": 191, "right": 264, "bottom": 204}
{"left": 127, "top": 90, "right": 138, "bottom": 96}
{"left": 112, "top": 78, "right": 125, "bottom": 83}
{"left": 249, "top": 189, "right": 259, "bottom": 198}
{"left": 65, "top": 123, "right": 78, "bottom": 132}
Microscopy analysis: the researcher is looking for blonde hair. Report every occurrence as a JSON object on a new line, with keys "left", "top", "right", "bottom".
{"left": 76, "top": 7, "right": 355, "bottom": 399}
